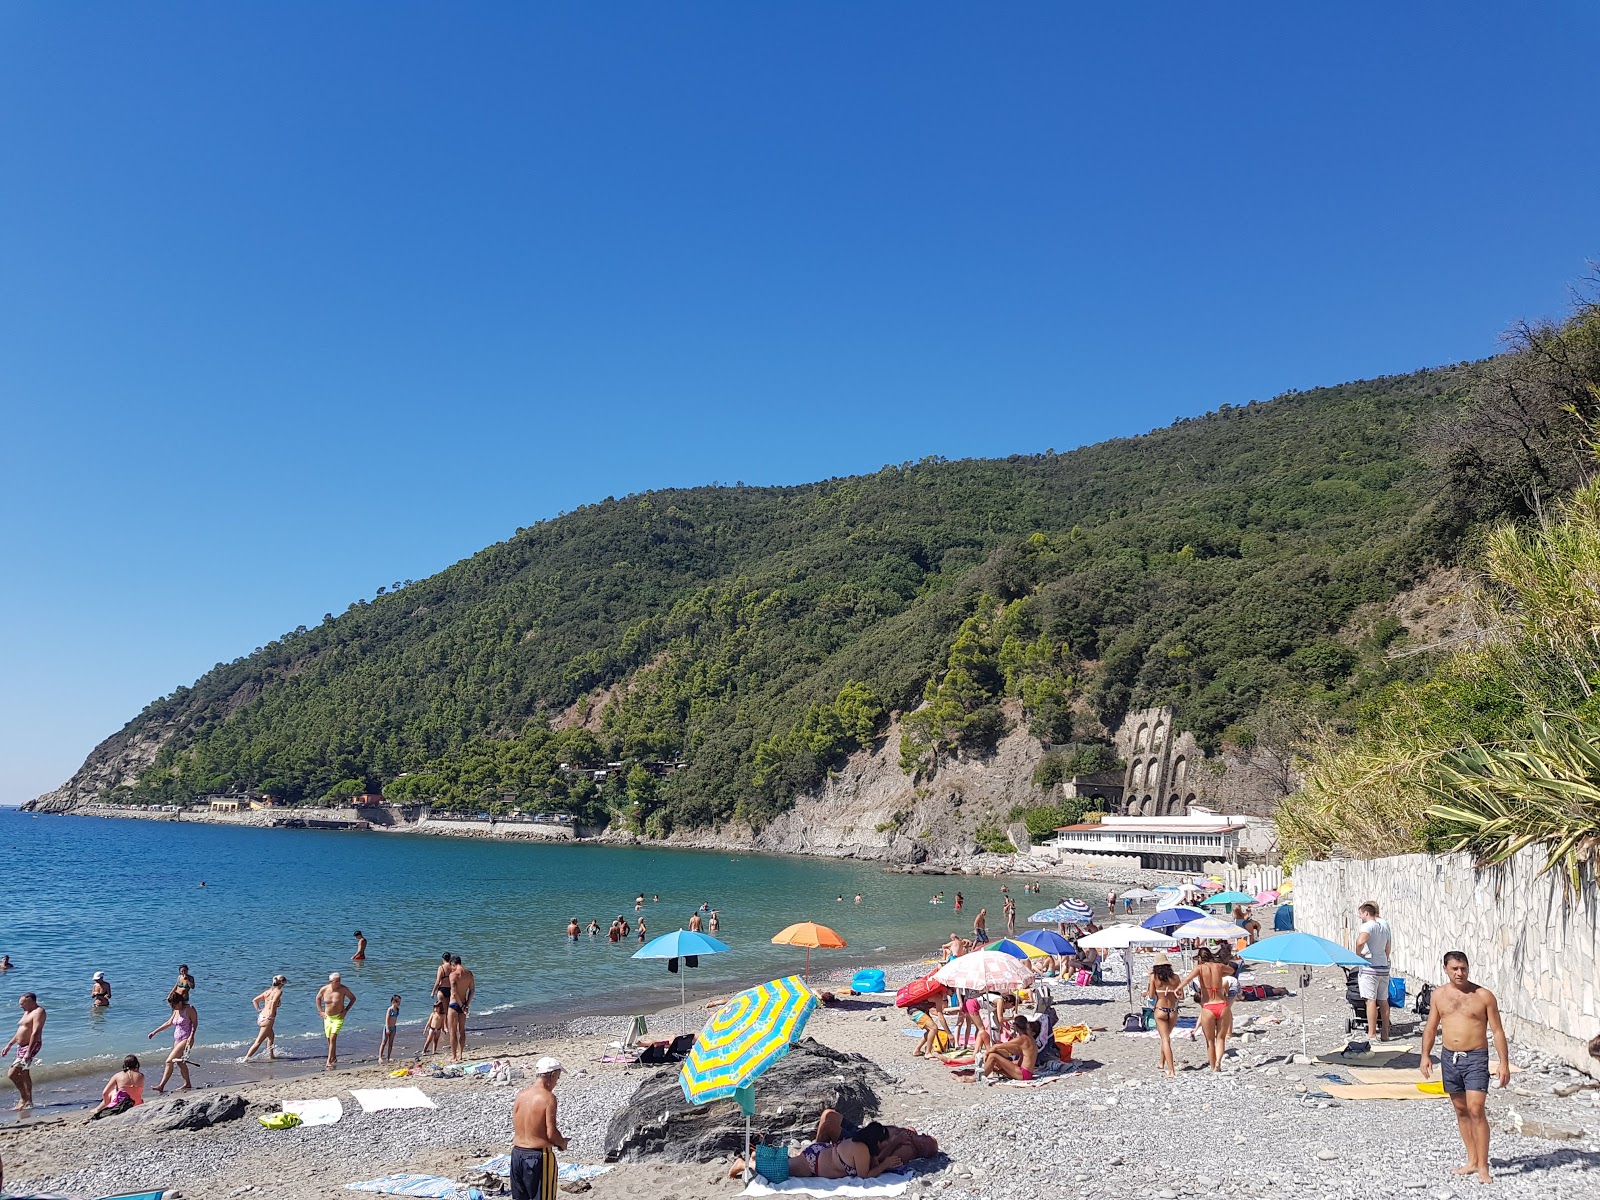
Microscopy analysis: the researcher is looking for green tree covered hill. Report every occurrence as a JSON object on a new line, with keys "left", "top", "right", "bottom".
{"left": 43, "top": 364, "right": 1478, "bottom": 831}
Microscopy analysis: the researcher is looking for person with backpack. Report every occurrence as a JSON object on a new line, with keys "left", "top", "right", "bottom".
{"left": 1353, "top": 900, "right": 1394, "bottom": 1041}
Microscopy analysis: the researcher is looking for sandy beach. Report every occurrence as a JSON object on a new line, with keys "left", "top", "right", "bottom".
{"left": 3, "top": 948, "right": 1597, "bottom": 1200}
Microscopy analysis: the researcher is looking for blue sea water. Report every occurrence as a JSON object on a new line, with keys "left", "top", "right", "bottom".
{"left": 0, "top": 809, "right": 1091, "bottom": 1097}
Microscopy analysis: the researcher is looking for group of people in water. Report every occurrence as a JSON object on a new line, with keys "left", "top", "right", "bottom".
{"left": 565, "top": 897, "right": 721, "bottom": 944}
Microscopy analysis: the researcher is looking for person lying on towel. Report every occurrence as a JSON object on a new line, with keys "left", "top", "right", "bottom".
{"left": 732, "top": 1108, "right": 938, "bottom": 1178}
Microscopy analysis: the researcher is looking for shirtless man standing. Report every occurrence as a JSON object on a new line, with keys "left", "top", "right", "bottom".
{"left": 316, "top": 972, "right": 357, "bottom": 1068}
{"left": 352, "top": 931, "right": 367, "bottom": 962}
{"left": 509, "top": 1057, "right": 568, "bottom": 1199}
{"left": 566, "top": 919, "right": 579, "bottom": 943}
{"left": 1420, "top": 951, "right": 1510, "bottom": 1184}
{"left": 688, "top": 911, "right": 703, "bottom": 933}
{"left": 242, "top": 975, "right": 287, "bottom": 1062}
{"left": 447, "top": 956, "right": 475, "bottom": 1062}
{"left": 4, "top": 994, "right": 45, "bottom": 1110}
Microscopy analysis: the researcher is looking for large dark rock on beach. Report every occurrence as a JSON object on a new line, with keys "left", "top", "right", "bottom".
{"left": 603, "top": 1038, "right": 893, "bottom": 1163}
{"left": 115, "top": 1091, "right": 248, "bottom": 1131}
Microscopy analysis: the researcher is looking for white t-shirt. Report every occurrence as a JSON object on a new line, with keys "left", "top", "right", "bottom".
{"left": 1357, "top": 918, "right": 1391, "bottom": 969}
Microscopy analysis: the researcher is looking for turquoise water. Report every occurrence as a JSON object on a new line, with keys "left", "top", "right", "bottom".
{"left": 0, "top": 809, "right": 1087, "bottom": 1097}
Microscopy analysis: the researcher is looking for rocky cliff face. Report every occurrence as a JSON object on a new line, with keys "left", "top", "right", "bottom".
{"left": 657, "top": 705, "right": 1052, "bottom": 864}
{"left": 24, "top": 721, "right": 178, "bottom": 811}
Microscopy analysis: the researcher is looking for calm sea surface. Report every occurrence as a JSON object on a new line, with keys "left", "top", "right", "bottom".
{"left": 0, "top": 808, "right": 1091, "bottom": 1100}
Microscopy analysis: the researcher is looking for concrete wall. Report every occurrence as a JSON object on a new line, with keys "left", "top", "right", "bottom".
{"left": 1295, "top": 848, "right": 1600, "bottom": 1077}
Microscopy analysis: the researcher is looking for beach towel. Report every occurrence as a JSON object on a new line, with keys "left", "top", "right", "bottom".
{"left": 474, "top": 1157, "right": 611, "bottom": 1182}
{"left": 349, "top": 1086, "right": 436, "bottom": 1113}
{"left": 1322, "top": 1083, "right": 1447, "bottom": 1101}
{"left": 344, "top": 1175, "right": 481, "bottom": 1199}
{"left": 282, "top": 1097, "right": 344, "bottom": 1126}
{"left": 739, "top": 1174, "right": 911, "bottom": 1197}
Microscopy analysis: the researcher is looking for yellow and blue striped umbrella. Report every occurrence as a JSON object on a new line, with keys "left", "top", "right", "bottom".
{"left": 680, "top": 974, "right": 818, "bottom": 1105}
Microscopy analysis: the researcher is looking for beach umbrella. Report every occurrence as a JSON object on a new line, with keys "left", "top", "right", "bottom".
{"left": 932, "top": 949, "right": 1035, "bottom": 993}
{"left": 990, "top": 937, "right": 1049, "bottom": 961}
{"left": 1118, "top": 887, "right": 1160, "bottom": 903}
{"left": 1172, "top": 916, "right": 1251, "bottom": 941}
{"left": 1201, "top": 890, "right": 1257, "bottom": 909}
{"left": 1029, "top": 905, "right": 1077, "bottom": 924}
{"left": 1240, "top": 932, "right": 1366, "bottom": 1058}
{"left": 1077, "top": 924, "right": 1180, "bottom": 1002}
{"left": 1059, "top": 898, "right": 1095, "bottom": 923}
{"left": 1013, "top": 929, "right": 1074, "bottom": 955}
{"left": 681, "top": 974, "right": 817, "bottom": 1182}
{"left": 1254, "top": 890, "right": 1279, "bottom": 905}
{"left": 634, "top": 928, "right": 732, "bottom": 1031}
{"left": 1141, "top": 906, "right": 1208, "bottom": 933}
{"left": 770, "top": 921, "right": 846, "bottom": 982}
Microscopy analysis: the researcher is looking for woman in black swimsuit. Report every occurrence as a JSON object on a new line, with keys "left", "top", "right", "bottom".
{"left": 1146, "top": 954, "right": 1183, "bottom": 1078}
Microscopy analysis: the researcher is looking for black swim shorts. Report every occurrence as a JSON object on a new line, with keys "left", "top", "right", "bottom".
{"left": 510, "top": 1145, "right": 557, "bottom": 1200}
{"left": 1441, "top": 1046, "right": 1490, "bottom": 1094}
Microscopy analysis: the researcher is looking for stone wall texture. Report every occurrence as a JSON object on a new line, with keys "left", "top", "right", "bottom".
{"left": 1296, "top": 848, "right": 1599, "bottom": 1077}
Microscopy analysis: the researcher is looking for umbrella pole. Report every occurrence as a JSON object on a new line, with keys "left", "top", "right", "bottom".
{"left": 681, "top": 973, "right": 687, "bottom": 1035}
{"left": 1300, "top": 975, "right": 1309, "bottom": 1060}
{"left": 805, "top": 946, "right": 811, "bottom": 982}
{"left": 744, "top": 1108, "right": 752, "bottom": 1184}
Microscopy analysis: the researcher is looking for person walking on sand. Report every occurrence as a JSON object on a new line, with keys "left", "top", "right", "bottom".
{"left": 87, "top": 1054, "right": 144, "bottom": 1121}
{"left": 148, "top": 989, "right": 197, "bottom": 1093}
{"left": 352, "top": 931, "right": 367, "bottom": 962}
{"left": 317, "top": 972, "right": 356, "bottom": 1068}
{"left": 1353, "top": 900, "right": 1393, "bottom": 1041}
{"left": 241, "top": 974, "right": 286, "bottom": 1062}
{"left": 1180, "top": 948, "right": 1230, "bottom": 1071}
{"left": 1146, "top": 954, "right": 1183, "bottom": 1078}
{"left": 4, "top": 994, "right": 45, "bottom": 1110}
{"left": 1420, "top": 951, "right": 1510, "bottom": 1184}
{"left": 510, "top": 1057, "right": 568, "bottom": 1200}
{"left": 446, "top": 955, "right": 475, "bottom": 1063}
{"left": 380, "top": 994, "right": 400, "bottom": 1063}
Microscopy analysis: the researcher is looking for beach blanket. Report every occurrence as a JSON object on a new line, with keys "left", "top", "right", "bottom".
{"left": 1323, "top": 1083, "right": 1446, "bottom": 1101}
{"left": 473, "top": 1157, "right": 611, "bottom": 1182}
{"left": 349, "top": 1087, "right": 436, "bottom": 1113}
{"left": 344, "top": 1175, "right": 480, "bottom": 1199}
{"left": 283, "top": 1097, "right": 344, "bottom": 1126}
{"left": 739, "top": 1174, "right": 911, "bottom": 1197}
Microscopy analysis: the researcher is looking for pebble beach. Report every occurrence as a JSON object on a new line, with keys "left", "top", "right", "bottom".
{"left": 3, "top": 949, "right": 1597, "bottom": 1200}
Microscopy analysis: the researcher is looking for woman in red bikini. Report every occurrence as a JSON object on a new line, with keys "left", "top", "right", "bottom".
{"left": 1180, "top": 947, "right": 1231, "bottom": 1072}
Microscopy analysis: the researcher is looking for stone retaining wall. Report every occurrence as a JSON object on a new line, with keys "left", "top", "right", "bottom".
{"left": 1295, "top": 848, "right": 1599, "bottom": 1076}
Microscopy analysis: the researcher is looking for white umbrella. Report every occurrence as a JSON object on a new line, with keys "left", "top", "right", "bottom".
{"left": 932, "top": 950, "right": 1034, "bottom": 992}
{"left": 1172, "top": 916, "right": 1251, "bottom": 941}
{"left": 1079, "top": 924, "right": 1181, "bottom": 1002}
{"left": 1117, "top": 888, "right": 1160, "bottom": 903}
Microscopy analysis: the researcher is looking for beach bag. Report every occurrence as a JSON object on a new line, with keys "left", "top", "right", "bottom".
{"left": 754, "top": 1143, "right": 791, "bottom": 1183}
{"left": 1388, "top": 977, "right": 1407, "bottom": 1009}
{"left": 1122, "top": 1012, "right": 1144, "bottom": 1033}
{"left": 1073, "top": 969, "right": 1092, "bottom": 987}
{"left": 1413, "top": 983, "right": 1432, "bottom": 1018}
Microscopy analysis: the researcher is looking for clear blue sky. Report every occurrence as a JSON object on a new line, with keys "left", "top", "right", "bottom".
{"left": 2, "top": 5, "right": 1597, "bottom": 805}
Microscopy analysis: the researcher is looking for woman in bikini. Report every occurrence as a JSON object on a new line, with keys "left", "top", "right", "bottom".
{"left": 1146, "top": 954, "right": 1183, "bottom": 1077}
{"left": 1181, "top": 947, "right": 1231, "bottom": 1072}
{"left": 148, "top": 990, "right": 197, "bottom": 1092}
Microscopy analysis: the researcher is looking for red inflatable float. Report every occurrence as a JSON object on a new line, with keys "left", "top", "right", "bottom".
{"left": 895, "top": 972, "right": 949, "bottom": 1008}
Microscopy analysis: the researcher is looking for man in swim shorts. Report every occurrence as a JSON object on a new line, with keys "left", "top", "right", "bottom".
{"left": 316, "top": 972, "right": 357, "bottom": 1068}
{"left": 566, "top": 918, "right": 579, "bottom": 942}
{"left": 352, "top": 930, "right": 367, "bottom": 962}
{"left": 510, "top": 1057, "right": 567, "bottom": 1199}
{"left": 447, "top": 955, "right": 475, "bottom": 1063}
{"left": 3, "top": 994, "right": 45, "bottom": 1110}
{"left": 1420, "top": 950, "right": 1510, "bottom": 1184}
{"left": 1353, "top": 900, "right": 1393, "bottom": 1041}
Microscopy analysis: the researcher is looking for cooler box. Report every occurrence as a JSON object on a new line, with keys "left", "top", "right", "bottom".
{"left": 852, "top": 968, "right": 887, "bottom": 994}
{"left": 895, "top": 973, "right": 948, "bottom": 1008}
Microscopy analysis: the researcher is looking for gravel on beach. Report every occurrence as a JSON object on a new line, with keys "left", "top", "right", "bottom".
{"left": 5, "top": 955, "right": 1597, "bottom": 1200}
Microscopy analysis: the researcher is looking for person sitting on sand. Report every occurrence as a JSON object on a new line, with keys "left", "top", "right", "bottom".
{"left": 317, "top": 972, "right": 356, "bottom": 1068}
{"left": 87, "top": 1055, "right": 144, "bottom": 1121}
{"left": 242, "top": 974, "right": 286, "bottom": 1062}
{"left": 90, "top": 971, "right": 112, "bottom": 1008}
{"left": 1232, "top": 904, "right": 1261, "bottom": 942}
{"left": 910, "top": 1001, "right": 952, "bottom": 1057}
{"left": 981, "top": 1016, "right": 1040, "bottom": 1082}
{"left": 148, "top": 989, "right": 197, "bottom": 1092}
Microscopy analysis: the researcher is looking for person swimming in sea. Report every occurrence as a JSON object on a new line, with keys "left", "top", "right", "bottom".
{"left": 566, "top": 918, "right": 579, "bottom": 942}
{"left": 352, "top": 930, "right": 367, "bottom": 962}
{"left": 587, "top": 919, "right": 600, "bottom": 938}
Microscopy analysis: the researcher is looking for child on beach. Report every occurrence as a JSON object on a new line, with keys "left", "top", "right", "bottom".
{"left": 422, "top": 1000, "right": 446, "bottom": 1056}
{"left": 380, "top": 995, "right": 400, "bottom": 1062}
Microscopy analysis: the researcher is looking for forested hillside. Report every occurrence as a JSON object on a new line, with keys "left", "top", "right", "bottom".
{"left": 37, "top": 363, "right": 1480, "bottom": 832}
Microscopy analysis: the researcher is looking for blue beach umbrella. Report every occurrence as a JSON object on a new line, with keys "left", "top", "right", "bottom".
{"left": 1140, "top": 906, "right": 1208, "bottom": 933}
{"left": 1013, "top": 929, "right": 1074, "bottom": 955}
{"left": 634, "top": 928, "right": 732, "bottom": 1030}
{"left": 990, "top": 937, "right": 1049, "bottom": 961}
{"left": 681, "top": 975, "right": 818, "bottom": 1181}
{"left": 1059, "top": 898, "right": 1094, "bottom": 923}
{"left": 1029, "top": 905, "right": 1079, "bottom": 925}
{"left": 1240, "top": 932, "right": 1366, "bottom": 1058}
